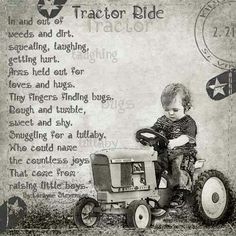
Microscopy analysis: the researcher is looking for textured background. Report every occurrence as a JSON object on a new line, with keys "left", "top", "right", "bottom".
{"left": 0, "top": 0, "right": 235, "bottom": 223}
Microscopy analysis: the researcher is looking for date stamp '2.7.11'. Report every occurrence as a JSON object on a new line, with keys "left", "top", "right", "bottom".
{"left": 195, "top": 0, "right": 236, "bottom": 70}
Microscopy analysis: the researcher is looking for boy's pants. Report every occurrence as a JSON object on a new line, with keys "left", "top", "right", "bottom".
{"left": 154, "top": 149, "right": 196, "bottom": 191}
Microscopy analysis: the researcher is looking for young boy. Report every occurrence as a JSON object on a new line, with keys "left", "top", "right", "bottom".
{"left": 152, "top": 83, "right": 197, "bottom": 208}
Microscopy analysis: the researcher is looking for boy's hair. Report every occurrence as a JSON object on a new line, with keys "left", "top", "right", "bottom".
{"left": 161, "top": 83, "right": 192, "bottom": 111}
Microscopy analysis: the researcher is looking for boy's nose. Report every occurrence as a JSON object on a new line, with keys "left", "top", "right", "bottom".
{"left": 169, "top": 110, "right": 174, "bottom": 115}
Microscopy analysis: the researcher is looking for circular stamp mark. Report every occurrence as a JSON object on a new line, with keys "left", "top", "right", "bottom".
{"left": 195, "top": 0, "right": 236, "bottom": 70}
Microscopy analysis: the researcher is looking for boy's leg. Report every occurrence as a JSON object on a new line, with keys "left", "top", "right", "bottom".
{"left": 171, "top": 154, "right": 192, "bottom": 190}
{"left": 154, "top": 150, "right": 169, "bottom": 188}
{"left": 152, "top": 151, "right": 168, "bottom": 215}
{"left": 169, "top": 154, "right": 192, "bottom": 207}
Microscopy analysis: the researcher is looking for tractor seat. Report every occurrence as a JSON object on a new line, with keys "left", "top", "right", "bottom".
{"left": 194, "top": 159, "right": 205, "bottom": 169}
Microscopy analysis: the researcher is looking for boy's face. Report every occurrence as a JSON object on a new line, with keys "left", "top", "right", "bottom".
{"left": 163, "top": 95, "right": 185, "bottom": 121}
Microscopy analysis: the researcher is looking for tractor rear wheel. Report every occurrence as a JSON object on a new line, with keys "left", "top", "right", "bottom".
{"left": 193, "top": 170, "right": 235, "bottom": 225}
{"left": 74, "top": 197, "right": 100, "bottom": 227}
{"left": 126, "top": 200, "right": 151, "bottom": 228}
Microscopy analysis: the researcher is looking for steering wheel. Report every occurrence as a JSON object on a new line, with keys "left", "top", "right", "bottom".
{"left": 136, "top": 128, "right": 169, "bottom": 147}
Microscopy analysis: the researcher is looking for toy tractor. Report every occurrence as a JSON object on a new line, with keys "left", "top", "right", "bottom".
{"left": 74, "top": 128, "right": 234, "bottom": 228}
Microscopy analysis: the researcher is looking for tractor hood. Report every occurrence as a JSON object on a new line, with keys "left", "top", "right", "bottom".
{"left": 92, "top": 148, "right": 156, "bottom": 163}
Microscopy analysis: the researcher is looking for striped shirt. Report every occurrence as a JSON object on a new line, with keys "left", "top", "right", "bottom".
{"left": 152, "top": 115, "right": 197, "bottom": 149}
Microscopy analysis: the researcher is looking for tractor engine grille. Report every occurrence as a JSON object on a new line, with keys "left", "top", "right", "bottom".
{"left": 91, "top": 154, "right": 111, "bottom": 191}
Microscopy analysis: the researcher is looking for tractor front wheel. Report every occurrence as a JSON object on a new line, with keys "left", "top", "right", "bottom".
{"left": 193, "top": 170, "right": 235, "bottom": 225}
{"left": 126, "top": 200, "right": 151, "bottom": 228}
{"left": 74, "top": 197, "right": 100, "bottom": 227}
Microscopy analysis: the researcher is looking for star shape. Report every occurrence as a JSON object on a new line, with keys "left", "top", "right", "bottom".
{"left": 208, "top": 78, "right": 227, "bottom": 97}
{"left": 40, "top": 0, "right": 59, "bottom": 16}
{"left": 8, "top": 199, "right": 23, "bottom": 216}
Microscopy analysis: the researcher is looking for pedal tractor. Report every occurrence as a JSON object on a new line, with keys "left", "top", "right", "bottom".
{"left": 74, "top": 128, "right": 234, "bottom": 228}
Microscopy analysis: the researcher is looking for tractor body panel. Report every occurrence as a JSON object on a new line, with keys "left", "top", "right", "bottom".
{"left": 91, "top": 148, "right": 160, "bottom": 205}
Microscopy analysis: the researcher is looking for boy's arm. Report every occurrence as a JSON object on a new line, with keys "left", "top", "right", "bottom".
{"left": 151, "top": 116, "right": 167, "bottom": 132}
{"left": 168, "top": 135, "right": 189, "bottom": 149}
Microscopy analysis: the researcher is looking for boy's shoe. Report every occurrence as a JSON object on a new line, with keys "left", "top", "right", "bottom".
{"left": 152, "top": 208, "right": 166, "bottom": 217}
{"left": 169, "top": 191, "right": 185, "bottom": 208}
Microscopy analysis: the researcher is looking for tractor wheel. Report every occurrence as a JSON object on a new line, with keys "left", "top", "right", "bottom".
{"left": 74, "top": 197, "right": 100, "bottom": 227}
{"left": 126, "top": 200, "right": 151, "bottom": 228}
{"left": 193, "top": 170, "right": 235, "bottom": 225}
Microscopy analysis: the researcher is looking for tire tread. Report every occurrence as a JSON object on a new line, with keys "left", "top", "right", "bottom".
{"left": 74, "top": 197, "right": 100, "bottom": 227}
{"left": 126, "top": 200, "right": 151, "bottom": 228}
{"left": 193, "top": 169, "right": 235, "bottom": 225}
